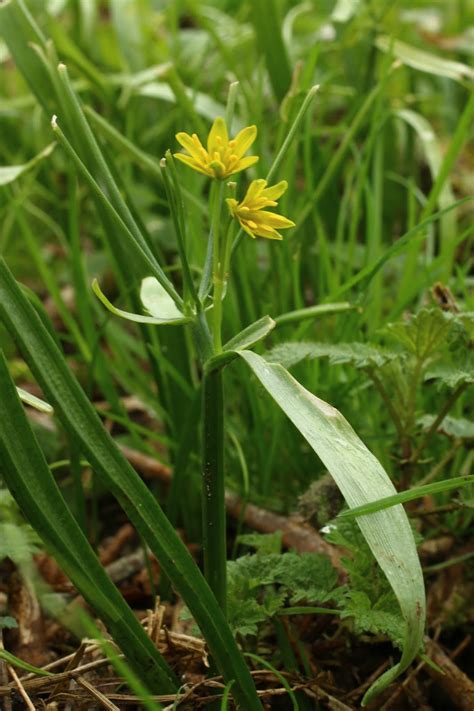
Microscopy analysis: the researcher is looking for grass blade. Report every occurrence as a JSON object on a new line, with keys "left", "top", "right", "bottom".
{"left": 0, "top": 351, "right": 177, "bottom": 694}
{"left": 0, "top": 257, "right": 262, "bottom": 711}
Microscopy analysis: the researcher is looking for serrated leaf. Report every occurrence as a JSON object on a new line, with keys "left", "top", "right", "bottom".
{"left": 419, "top": 414, "right": 474, "bottom": 439}
{"left": 266, "top": 341, "right": 397, "bottom": 370}
{"left": 385, "top": 309, "right": 453, "bottom": 361}
{"left": 0, "top": 616, "right": 18, "bottom": 630}
{"left": 274, "top": 553, "right": 338, "bottom": 604}
{"left": 236, "top": 531, "right": 282, "bottom": 555}
{"left": 425, "top": 359, "right": 474, "bottom": 389}
{"left": 0, "top": 522, "right": 41, "bottom": 563}
{"left": 341, "top": 590, "right": 405, "bottom": 650}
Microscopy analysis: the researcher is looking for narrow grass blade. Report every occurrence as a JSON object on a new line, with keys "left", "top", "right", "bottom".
{"left": 338, "top": 476, "right": 474, "bottom": 519}
{"left": 92, "top": 279, "right": 188, "bottom": 325}
{"left": 0, "top": 649, "right": 53, "bottom": 677}
{"left": 274, "top": 302, "right": 356, "bottom": 326}
{"left": 0, "top": 258, "right": 262, "bottom": 711}
{"left": 251, "top": 0, "right": 292, "bottom": 102}
{"left": 236, "top": 350, "right": 425, "bottom": 706}
{"left": 0, "top": 352, "right": 177, "bottom": 693}
{"left": 376, "top": 35, "right": 474, "bottom": 82}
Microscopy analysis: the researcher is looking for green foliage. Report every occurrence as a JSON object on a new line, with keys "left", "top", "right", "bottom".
{"left": 266, "top": 341, "right": 398, "bottom": 369}
{"left": 227, "top": 547, "right": 338, "bottom": 637}
{"left": 326, "top": 519, "right": 405, "bottom": 649}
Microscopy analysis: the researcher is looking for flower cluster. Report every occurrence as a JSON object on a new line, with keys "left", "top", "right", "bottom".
{"left": 175, "top": 117, "right": 294, "bottom": 240}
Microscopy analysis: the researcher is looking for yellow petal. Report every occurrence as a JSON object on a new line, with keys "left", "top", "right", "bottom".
{"left": 226, "top": 198, "right": 239, "bottom": 216}
{"left": 253, "top": 224, "right": 284, "bottom": 240}
{"left": 230, "top": 155, "right": 259, "bottom": 176}
{"left": 244, "top": 179, "right": 267, "bottom": 203}
{"left": 174, "top": 153, "right": 212, "bottom": 176}
{"left": 232, "top": 125, "right": 257, "bottom": 158}
{"left": 254, "top": 211, "right": 295, "bottom": 228}
{"left": 239, "top": 220, "right": 257, "bottom": 238}
{"left": 262, "top": 180, "right": 288, "bottom": 201}
{"left": 207, "top": 117, "right": 228, "bottom": 154}
{"left": 175, "top": 132, "right": 207, "bottom": 162}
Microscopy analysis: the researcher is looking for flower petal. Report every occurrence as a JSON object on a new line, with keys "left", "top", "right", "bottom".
{"left": 253, "top": 224, "right": 284, "bottom": 240}
{"left": 175, "top": 132, "right": 206, "bottom": 162}
{"left": 229, "top": 155, "right": 259, "bottom": 176}
{"left": 252, "top": 211, "right": 295, "bottom": 228}
{"left": 262, "top": 180, "right": 288, "bottom": 201}
{"left": 243, "top": 178, "right": 267, "bottom": 204}
{"left": 232, "top": 125, "right": 257, "bottom": 158}
{"left": 174, "top": 153, "right": 213, "bottom": 176}
{"left": 207, "top": 117, "right": 228, "bottom": 154}
{"left": 239, "top": 220, "right": 258, "bottom": 238}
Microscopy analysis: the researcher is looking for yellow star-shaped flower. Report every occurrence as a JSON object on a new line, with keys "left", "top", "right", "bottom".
{"left": 226, "top": 179, "right": 295, "bottom": 240}
{"left": 174, "top": 117, "right": 258, "bottom": 179}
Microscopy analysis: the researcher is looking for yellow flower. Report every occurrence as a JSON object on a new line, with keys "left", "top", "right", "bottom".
{"left": 226, "top": 179, "right": 295, "bottom": 240}
{"left": 174, "top": 117, "right": 258, "bottom": 179}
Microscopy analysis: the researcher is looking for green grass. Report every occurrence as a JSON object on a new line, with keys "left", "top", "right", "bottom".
{"left": 0, "top": 0, "right": 473, "bottom": 708}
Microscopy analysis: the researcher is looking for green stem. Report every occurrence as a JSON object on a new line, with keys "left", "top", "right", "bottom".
{"left": 212, "top": 182, "right": 224, "bottom": 352}
{"left": 201, "top": 368, "right": 227, "bottom": 616}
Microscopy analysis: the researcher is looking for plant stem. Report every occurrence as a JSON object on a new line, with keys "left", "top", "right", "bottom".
{"left": 201, "top": 367, "right": 227, "bottom": 616}
{"left": 211, "top": 181, "right": 224, "bottom": 352}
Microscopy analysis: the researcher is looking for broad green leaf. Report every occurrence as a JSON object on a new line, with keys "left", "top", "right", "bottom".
{"left": 236, "top": 350, "right": 425, "bottom": 706}
{"left": 0, "top": 143, "right": 55, "bottom": 186}
{"left": 338, "top": 476, "right": 474, "bottom": 519}
{"left": 376, "top": 35, "right": 474, "bottom": 82}
{"left": 92, "top": 279, "right": 188, "bottom": 326}
{"left": 266, "top": 341, "right": 398, "bottom": 370}
{"left": 140, "top": 277, "right": 186, "bottom": 322}
{"left": 0, "top": 258, "right": 261, "bottom": 711}
{"left": 224, "top": 315, "right": 276, "bottom": 352}
{"left": 16, "top": 386, "right": 53, "bottom": 413}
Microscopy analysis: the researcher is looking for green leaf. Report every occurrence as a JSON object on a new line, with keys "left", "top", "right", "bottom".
{"left": 0, "top": 143, "right": 55, "bottom": 186}
{"left": 16, "top": 387, "right": 54, "bottom": 413}
{"left": 0, "top": 648, "right": 53, "bottom": 677}
{"left": 376, "top": 35, "right": 474, "bottom": 82}
{"left": 274, "top": 302, "right": 356, "bottom": 326}
{"left": 419, "top": 414, "right": 474, "bottom": 440}
{"left": 0, "top": 616, "right": 18, "bottom": 630}
{"left": 236, "top": 350, "right": 425, "bottom": 706}
{"left": 425, "top": 360, "right": 474, "bottom": 389}
{"left": 385, "top": 309, "right": 453, "bottom": 361}
{"left": 338, "top": 476, "right": 474, "bottom": 519}
{"left": 224, "top": 316, "right": 276, "bottom": 352}
{"left": 0, "top": 258, "right": 261, "bottom": 711}
{"left": 140, "top": 277, "right": 187, "bottom": 322}
{"left": 266, "top": 341, "right": 398, "bottom": 370}
{"left": 251, "top": 0, "right": 291, "bottom": 102}
{"left": 0, "top": 522, "right": 41, "bottom": 563}
{"left": 0, "top": 350, "right": 177, "bottom": 694}
{"left": 341, "top": 590, "right": 405, "bottom": 650}
{"left": 92, "top": 279, "right": 188, "bottom": 326}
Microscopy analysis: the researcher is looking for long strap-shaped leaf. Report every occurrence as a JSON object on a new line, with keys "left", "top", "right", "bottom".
{"left": 0, "top": 257, "right": 261, "bottom": 711}
{"left": 237, "top": 350, "right": 425, "bottom": 706}
{"left": 0, "top": 352, "right": 176, "bottom": 698}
